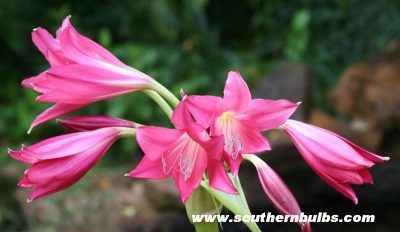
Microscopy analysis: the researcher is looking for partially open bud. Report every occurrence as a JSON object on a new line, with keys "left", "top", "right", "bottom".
{"left": 58, "top": 115, "right": 140, "bottom": 132}
{"left": 243, "top": 154, "right": 312, "bottom": 232}
{"left": 282, "top": 119, "right": 389, "bottom": 204}
{"left": 8, "top": 127, "right": 136, "bottom": 201}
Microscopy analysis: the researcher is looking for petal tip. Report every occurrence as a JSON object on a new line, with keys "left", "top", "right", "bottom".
{"left": 180, "top": 89, "right": 187, "bottom": 99}
{"left": 27, "top": 126, "right": 33, "bottom": 135}
{"left": 228, "top": 70, "right": 241, "bottom": 76}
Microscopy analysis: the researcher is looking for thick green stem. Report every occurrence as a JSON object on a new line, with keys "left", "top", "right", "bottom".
{"left": 193, "top": 221, "right": 219, "bottom": 232}
{"left": 150, "top": 81, "right": 180, "bottom": 107}
{"left": 117, "top": 127, "right": 137, "bottom": 137}
{"left": 201, "top": 175, "right": 261, "bottom": 232}
{"left": 143, "top": 90, "right": 173, "bottom": 118}
{"left": 232, "top": 175, "right": 252, "bottom": 215}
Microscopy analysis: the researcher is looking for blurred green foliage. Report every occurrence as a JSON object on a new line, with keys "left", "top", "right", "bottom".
{"left": 1, "top": 0, "right": 400, "bottom": 165}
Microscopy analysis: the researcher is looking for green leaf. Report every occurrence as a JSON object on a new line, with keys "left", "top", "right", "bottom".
{"left": 185, "top": 187, "right": 221, "bottom": 232}
{"left": 201, "top": 175, "right": 261, "bottom": 232}
{"left": 191, "top": 221, "right": 219, "bottom": 232}
{"left": 284, "top": 8, "right": 311, "bottom": 61}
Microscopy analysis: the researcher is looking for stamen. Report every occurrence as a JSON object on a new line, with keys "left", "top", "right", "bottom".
{"left": 162, "top": 144, "right": 185, "bottom": 175}
{"left": 225, "top": 135, "right": 243, "bottom": 159}
{"left": 180, "top": 154, "right": 193, "bottom": 181}
{"left": 161, "top": 134, "right": 198, "bottom": 180}
{"left": 217, "top": 112, "right": 243, "bottom": 159}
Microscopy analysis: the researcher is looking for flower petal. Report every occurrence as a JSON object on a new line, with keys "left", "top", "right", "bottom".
{"left": 60, "top": 23, "right": 150, "bottom": 80}
{"left": 59, "top": 21, "right": 127, "bottom": 68}
{"left": 183, "top": 95, "right": 222, "bottom": 128}
{"left": 32, "top": 27, "right": 58, "bottom": 58}
{"left": 174, "top": 149, "right": 207, "bottom": 203}
{"left": 127, "top": 157, "right": 168, "bottom": 179}
{"left": 22, "top": 72, "right": 53, "bottom": 94}
{"left": 171, "top": 98, "right": 204, "bottom": 131}
{"left": 223, "top": 152, "right": 243, "bottom": 176}
{"left": 203, "top": 136, "right": 237, "bottom": 194}
{"left": 207, "top": 158, "right": 237, "bottom": 194}
{"left": 358, "top": 169, "right": 373, "bottom": 184}
{"left": 29, "top": 103, "right": 88, "bottom": 131}
{"left": 9, "top": 128, "right": 119, "bottom": 163}
{"left": 236, "top": 119, "right": 271, "bottom": 154}
{"left": 36, "top": 64, "right": 150, "bottom": 104}
{"left": 221, "top": 71, "right": 252, "bottom": 112}
{"left": 136, "top": 126, "right": 185, "bottom": 162}
{"left": 244, "top": 99, "right": 298, "bottom": 131}
{"left": 47, "top": 49, "right": 75, "bottom": 66}
{"left": 340, "top": 136, "right": 390, "bottom": 163}
{"left": 31, "top": 17, "right": 73, "bottom": 67}
{"left": 55, "top": 16, "right": 71, "bottom": 39}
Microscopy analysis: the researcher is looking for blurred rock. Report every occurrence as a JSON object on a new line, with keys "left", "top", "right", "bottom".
{"left": 143, "top": 179, "right": 181, "bottom": 210}
{"left": 0, "top": 166, "right": 27, "bottom": 231}
{"left": 330, "top": 45, "right": 400, "bottom": 130}
{"left": 146, "top": 212, "right": 192, "bottom": 232}
{"left": 330, "top": 63, "right": 371, "bottom": 119}
{"left": 253, "top": 63, "right": 312, "bottom": 122}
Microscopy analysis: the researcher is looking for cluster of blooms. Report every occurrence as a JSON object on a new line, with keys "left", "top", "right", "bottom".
{"left": 9, "top": 16, "right": 389, "bottom": 232}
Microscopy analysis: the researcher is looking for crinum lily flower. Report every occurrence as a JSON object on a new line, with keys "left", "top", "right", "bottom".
{"left": 244, "top": 154, "right": 312, "bottom": 232}
{"left": 8, "top": 127, "right": 135, "bottom": 201}
{"left": 127, "top": 99, "right": 237, "bottom": 203}
{"left": 180, "top": 71, "right": 298, "bottom": 174}
{"left": 23, "top": 16, "right": 153, "bottom": 131}
{"left": 282, "top": 119, "right": 389, "bottom": 203}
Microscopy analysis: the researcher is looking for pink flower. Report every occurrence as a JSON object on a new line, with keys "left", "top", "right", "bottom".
{"left": 180, "top": 71, "right": 298, "bottom": 175}
{"left": 127, "top": 100, "right": 237, "bottom": 203}
{"left": 8, "top": 127, "right": 133, "bottom": 201}
{"left": 282, "top": 120, "right": 389, "bottom": 203}
{"left": 58, "top": 115, "right": 140, "bottom": 132}
{"left": 244, "top": 154, "right": 312, "bottom": 232}
{"left": 24, "top": 16, "right": 153, "bottom": 131}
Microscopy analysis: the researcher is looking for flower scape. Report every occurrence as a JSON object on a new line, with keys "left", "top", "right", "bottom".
{"left": 9, "top": 16, "right": 389, "bottom": 232}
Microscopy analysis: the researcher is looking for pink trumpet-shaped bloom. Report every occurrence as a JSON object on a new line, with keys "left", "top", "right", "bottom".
{"left": 127, "top": 100, "right": 237, "bottom": 203}
{"left": 282, "top": 119, "right": 389, "bottom": 203}
{"left": 244, "top": 154, "right": 312, "bottom": 232}
{"left": 180, "top": 71, "right": 298, "bottom": 175}
{"left": 58, "top": 115, "right": 140, "bottom": 132}
{"left": 8, "top": 127, "right": 132, "bottom": 201}
{"left": 24, "top": 16, "right": 153, "bottom": 130}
